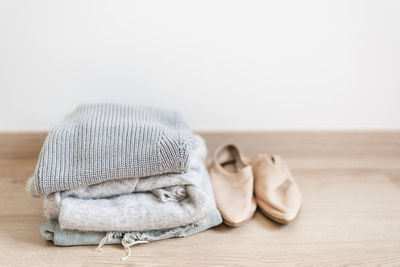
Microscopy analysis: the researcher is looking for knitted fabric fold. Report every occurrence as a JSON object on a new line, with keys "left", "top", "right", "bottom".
{"left": 31, "top": 103, "right": 193, "bottom": 196}
{"left": 42, "top": 135, "right": 218, "bottom": 232}
{"left": 30, "top": 104, "right": 222, "bottom": 258}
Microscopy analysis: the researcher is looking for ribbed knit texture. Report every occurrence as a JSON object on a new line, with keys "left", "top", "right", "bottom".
{"left": 32, "top": 103, "right": 193, "bottom": 196}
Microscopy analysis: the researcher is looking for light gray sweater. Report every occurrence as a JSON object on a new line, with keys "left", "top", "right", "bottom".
{"left": 32, "top": 103, "right": 193, "bottom": 196}
{"left": 41, "top": 135, "right": 216, "bottom": 232}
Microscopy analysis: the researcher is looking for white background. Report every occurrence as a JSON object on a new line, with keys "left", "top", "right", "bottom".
{"left": 1, "top": 0, "right": 399, "bottom": 131}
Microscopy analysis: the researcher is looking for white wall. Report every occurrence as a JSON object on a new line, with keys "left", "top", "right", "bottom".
{"left": 1, "top": 0, "right": 399, "bottom": 131}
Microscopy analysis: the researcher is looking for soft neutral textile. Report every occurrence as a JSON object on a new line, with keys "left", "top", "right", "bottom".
{"left": 40, "top": 209, "right": 222, "bottom": 246}
{"left": 43, "top": 135, "right": 217, "bottom": 232}
{"left": 32, "top": 103, "right": 193, "bottom": 196}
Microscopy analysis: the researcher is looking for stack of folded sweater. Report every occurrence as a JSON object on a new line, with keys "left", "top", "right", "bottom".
{"left": 28, "top": 103, "right": 222, "bottom": 260}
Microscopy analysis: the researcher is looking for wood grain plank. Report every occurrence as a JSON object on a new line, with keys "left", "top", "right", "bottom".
{"left": 0, "top": 132, "right": 399, "bottom": 266}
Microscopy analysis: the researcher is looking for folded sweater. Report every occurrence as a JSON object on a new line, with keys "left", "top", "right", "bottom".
{"left": 42, "top": 135, "right": 217, "bottom": 232}
{"left": 31, "top": 103, "right": 193, "bottom": 196}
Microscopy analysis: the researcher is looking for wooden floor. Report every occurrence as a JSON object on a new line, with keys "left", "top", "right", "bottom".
{"left": 1, "top": 132, "right": 400, "bottom": 266}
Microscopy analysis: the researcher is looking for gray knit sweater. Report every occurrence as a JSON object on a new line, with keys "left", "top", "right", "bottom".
{"left": 32, "top": 103, "right": 193, "bottom": 196}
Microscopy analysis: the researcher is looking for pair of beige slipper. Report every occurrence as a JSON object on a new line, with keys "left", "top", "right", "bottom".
{"left": 209, "top": 144, "right": 302, "bottom": 226}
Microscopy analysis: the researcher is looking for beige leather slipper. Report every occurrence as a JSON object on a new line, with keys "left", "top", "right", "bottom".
{"left": 209, "top": 144, "right": 257, "bottom": 227}
{"left": 250, "top": 154, "right": 302, "bottom": 224}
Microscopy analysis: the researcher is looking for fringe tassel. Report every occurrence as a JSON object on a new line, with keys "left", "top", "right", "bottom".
{"left": 121, "top": 235, "right": 149, "bottom": 261}
{"left": 96, "top": 233, "right": 113, "bottom": 252}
